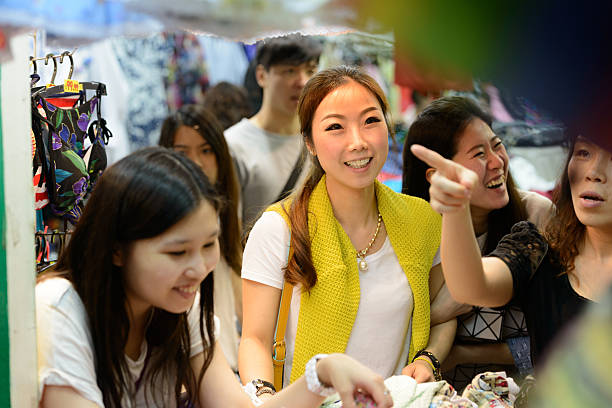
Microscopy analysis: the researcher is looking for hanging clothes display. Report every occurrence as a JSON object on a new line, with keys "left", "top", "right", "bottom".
{"left": 30, "top": 50, "right": 112, "bottom": 271}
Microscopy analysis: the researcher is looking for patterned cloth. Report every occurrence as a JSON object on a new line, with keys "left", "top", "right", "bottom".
{"left": 112, "top": 35, "right": 172, "bottom": 149}
{"left": 461, "top": 372, "right": 519, "bottom": 408}
{"left": 267, "top": 176, "right": 441, "bottom": 383}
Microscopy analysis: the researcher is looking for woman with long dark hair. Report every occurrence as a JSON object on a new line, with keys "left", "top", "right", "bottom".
{"left": 402, "top": 96, "right": 553, "bottom": 384}
{"left": 160, "top": 105, "right": 243, "bottom": 371}
{"left": 36, "top": 147, "right": 393, "bottom": 408}
{"left": 240, "top": 66, "right": 456, "bottom": 396}
{"left": 411, "top": 134, "right": 612, "bottom": 367}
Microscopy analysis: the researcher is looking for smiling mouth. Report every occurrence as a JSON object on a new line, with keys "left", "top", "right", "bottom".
{"left": 175, "top": 285, "right": 198, "bottom": 294}
{"left": 486, "top": 175, "right": 505, "bottom": 189}
{"left": 345, "top": 158, "right": 372, "bottom": 169}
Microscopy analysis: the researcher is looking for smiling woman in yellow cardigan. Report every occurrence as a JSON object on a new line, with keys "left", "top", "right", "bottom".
{"left": 239, "top": 66, "right": 456, "bottom": 397}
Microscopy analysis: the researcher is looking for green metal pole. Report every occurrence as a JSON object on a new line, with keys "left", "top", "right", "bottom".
{"left": 0, "top": 65, "right": 12, "bottom": 406}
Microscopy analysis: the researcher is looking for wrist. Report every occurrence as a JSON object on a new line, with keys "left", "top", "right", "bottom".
{"left": 250, "top": 378, "right": 276, "bottom": 397}
{"left": 305, "top": 354, "right": 335, "bottom": 397}
{"left": 412, "top": 349, "right": 442, "bottom": 381}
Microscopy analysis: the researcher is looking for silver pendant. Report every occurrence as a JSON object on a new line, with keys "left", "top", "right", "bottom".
{"left": 358, "top": 259, "right": 368, "bottom": 271}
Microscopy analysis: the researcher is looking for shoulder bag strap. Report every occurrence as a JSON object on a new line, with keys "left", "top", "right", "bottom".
{"left": 272, "top": 280, "right": 293, "bottom": 391}
{"left": 272, "top": 233, "right": 295, "bottom": 390}
{"left": 275, "top": 144, "right": 307, "bottom": 203}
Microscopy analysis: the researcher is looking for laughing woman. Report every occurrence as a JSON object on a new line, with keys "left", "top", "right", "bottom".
{"left": 402, "top": 96, "right": 553, "bottom": 383}
{"left": 411, "top": 134, "right": 612, "bottom": 367}
{"left": 239, "top": 66, "right": 456, "bottom": 398}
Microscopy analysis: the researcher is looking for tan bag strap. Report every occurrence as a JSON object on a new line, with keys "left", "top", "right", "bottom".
{"left": 272, "top": 279, "right": 293, "bottom": 391}
{"left": 272, "top": 232, "right": 295, "bottom": 391}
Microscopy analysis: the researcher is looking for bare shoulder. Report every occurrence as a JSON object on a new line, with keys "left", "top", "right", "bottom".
{"left": 518, "top": 190, "right": 555, "bottom": 230}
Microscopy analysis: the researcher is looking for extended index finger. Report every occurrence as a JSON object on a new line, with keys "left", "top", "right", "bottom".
{"left": 410, "top": 144, "right": 453, "bottom": 173}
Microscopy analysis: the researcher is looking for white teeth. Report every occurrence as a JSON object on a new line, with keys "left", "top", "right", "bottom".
{"left": 486, "top": 175, "right": 505, "bottom": 188}
{"left": 176, "top": 285, "right": 198, "bottom": 294}
{"left": 345, "top": 158, "right": 370, "bottom": 169}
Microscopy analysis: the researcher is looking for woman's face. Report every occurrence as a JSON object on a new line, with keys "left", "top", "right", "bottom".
{"left": 310, "top": 79, "right": 389, "bottom": 192}
{"left": 116, "top": 201, "right": 220, "bottom": 317}
{"left": 173, "top": 126, "right": 218, "bottom": 184}
{"left": 568, "top": 137, "right": 612, "bottom": 229}
{"left": 451, "top": 118, "right": 510, "bottom": 213}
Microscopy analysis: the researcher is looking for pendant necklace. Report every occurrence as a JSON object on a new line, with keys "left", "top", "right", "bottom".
{"left": 356, "top": 212, "right": 382, "bottom": 272}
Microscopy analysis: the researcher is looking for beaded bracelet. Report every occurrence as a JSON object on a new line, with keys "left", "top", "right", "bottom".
{"left": 304, "top": 354, "right": 336, "bottom": 397}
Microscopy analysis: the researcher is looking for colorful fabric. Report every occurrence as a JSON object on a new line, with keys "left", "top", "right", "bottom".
{"left": 39, "top": 96, "right": 97, "bottom": 156}
{"left": 31, "top": 100, "right": 89, "bottom": 222}
{"left": 268, "top": 175, "right": 441, "bottom": 383}
{"left": 430, "top": 382, "right": 477, "bottom": 408}
{"left": 461, "top": 372, "right": 519, "bottom": 408}
{"left": 165, "top": 32, "right": 209, "bottom": 110}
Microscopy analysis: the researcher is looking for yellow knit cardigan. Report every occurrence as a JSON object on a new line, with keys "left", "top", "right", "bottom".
{"left": 267, "top": 175, "right": 441, "bottom": 383}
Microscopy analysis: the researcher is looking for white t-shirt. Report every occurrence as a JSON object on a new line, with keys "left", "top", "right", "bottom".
{"left": 242, "top": 211, "right": 441, "bottom": 385}
{"left": 214, "top": 257, "right": 240, "bottom": 372}
{"left": 224, "top": 118, "right": 308, "bottom": 227}
{"left": 36, "top": 278, "right": 219, "bottom": 408}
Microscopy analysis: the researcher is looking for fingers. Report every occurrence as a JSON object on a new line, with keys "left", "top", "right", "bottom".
{"left": 335, "top": 382, "right": 357, "bottom": 408}
{"left": 413, "top": 367, "right": 434, "bottom": 383}
{"left": 410, "top": 144, "right": 451, "bottom": 172}
{"left": 401, "top": 364, "right": 416, "bottom": 377}
{"left": 431, "top": 171, "right": 472, "bottom": 199}
{"left": 411, "top": 143, "right": 478, "bottom": 190}
{"left": 356, "top": 375, "right": 393, "bottom": 408}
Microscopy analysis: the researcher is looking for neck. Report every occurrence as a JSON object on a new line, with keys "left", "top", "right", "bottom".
{"left": 125, "top": 300, "right": 151, "bottom": 360}
{"left": 581, "top": 226, "right": 612, "bottom": 263}
{"left": 325, "top": 178, "right": 378, "bottom": 230}
{"left": 470, "top": 205, "right": 490, "bottom": 236}
{"left": 251, "top": 106, "right": 299, "bottom": 135}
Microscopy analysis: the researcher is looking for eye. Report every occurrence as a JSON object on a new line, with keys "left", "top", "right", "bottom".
{"left": 365, "top": 116, "right": 381, "bottom": 125}
{"left": 493, "top": 140, "right": 504, "bottom": 149}
{"left": 575, "top": 149, "right": 590, "bottom": 158}
{"left": 168, "top": 250, "right": 186, "bottom": 256}
{"left": 472, "top": 151, "right": 485, "bottom": 159}
{"left": 202, "top": 147, "right": 213, "bottom": 155}
{"left": 325, "top": 123, "right": 342, "bottom": 131}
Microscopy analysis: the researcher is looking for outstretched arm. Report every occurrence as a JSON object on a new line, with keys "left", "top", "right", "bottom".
{"left": 196, "top": 343, "right": 393, "bottom": 408}
{"left": 410, "top": 144, "right": 514, "bottom": 307}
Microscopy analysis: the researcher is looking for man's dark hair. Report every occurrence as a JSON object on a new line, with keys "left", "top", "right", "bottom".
{"left": 255, "top": 34, "right": 322, "bottom": 70}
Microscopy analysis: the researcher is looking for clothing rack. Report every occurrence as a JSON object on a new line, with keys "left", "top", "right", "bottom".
{"left": 35, "top": 229, "right": 72, "bottom": 274}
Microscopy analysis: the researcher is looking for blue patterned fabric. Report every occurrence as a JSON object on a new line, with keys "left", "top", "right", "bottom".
{"left": 112, "top": 36, "right": 172, "bottom": 149}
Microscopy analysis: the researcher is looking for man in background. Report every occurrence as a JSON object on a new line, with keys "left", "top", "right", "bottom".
{"left": 225, "top": 34, "right": 322, "bottom": 230}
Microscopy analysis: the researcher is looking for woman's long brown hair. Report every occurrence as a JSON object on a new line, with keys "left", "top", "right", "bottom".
{"left": 160, "top": 105, "right": 243, "bottom": 274}
{"left": 284, "top": 66, "right": 393, "bottom": 291}
{"left": 545, "top": 135, "right": 585, "bottom": 274}
{"left": 41, "top": 148, "right": 219, "bottom": 407}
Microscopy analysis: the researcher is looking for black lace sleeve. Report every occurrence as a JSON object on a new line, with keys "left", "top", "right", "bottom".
{"left": 487, "top": 221, "right": 549, "bottom": 299}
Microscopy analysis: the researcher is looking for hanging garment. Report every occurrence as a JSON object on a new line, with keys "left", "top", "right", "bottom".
{"left": 38, "top": 95, "right": 98, "bottom": 156}
{"left": 32, "top": 104, "right": 89, "bottom": 222}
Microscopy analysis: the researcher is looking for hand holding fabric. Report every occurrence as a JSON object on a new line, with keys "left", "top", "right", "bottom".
{"left": 401, "top": 359, "right": 435, "bottom": 383}
{"left": 316, "top": 354, "right": 393, "bottom": 408}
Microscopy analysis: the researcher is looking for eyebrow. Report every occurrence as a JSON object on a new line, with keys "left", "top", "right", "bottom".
{"left": 465, "top": 135, "right": 500, "bottom": 154}
{"left": 173, "top": 142, "right": 211, "bottom": 149}
{"left": 162, "top": 229, "right": 219, "bottom": 246}
{"left": 321, "top": 106, "right": 380, "bottom": 122}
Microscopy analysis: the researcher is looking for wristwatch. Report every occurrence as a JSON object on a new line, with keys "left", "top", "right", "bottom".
{"left": 251, "top": 379, "right": 277, "bottom": 397}
{"left": 412, "top": 349, "right": 442, "bottom": 381}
